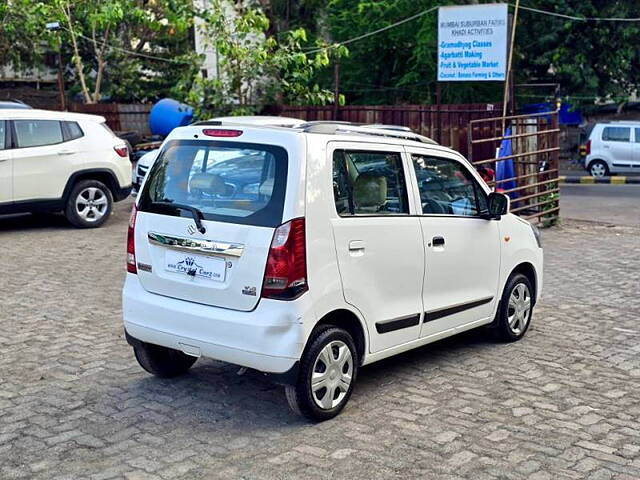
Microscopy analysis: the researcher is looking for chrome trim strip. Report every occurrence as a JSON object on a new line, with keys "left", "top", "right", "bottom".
{"left": 148, "top": 232, "right": 244, "bottom": 258}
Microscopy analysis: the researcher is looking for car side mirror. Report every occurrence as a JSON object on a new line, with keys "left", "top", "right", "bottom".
{"left": 486, "top": 192, "right": 509, "bottom": 219}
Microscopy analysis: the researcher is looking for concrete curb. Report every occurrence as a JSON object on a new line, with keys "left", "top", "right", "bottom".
{"left": 559, "top": 176, "right": 640, "bottom": 185}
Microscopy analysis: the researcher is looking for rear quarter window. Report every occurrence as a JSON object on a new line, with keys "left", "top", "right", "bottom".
{"left": 138, "top": 140, "right": 288, "bottom": 227}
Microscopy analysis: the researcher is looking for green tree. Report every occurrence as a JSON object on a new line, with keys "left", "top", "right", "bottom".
{"left": 324, "top": 0, "right": 502, "bottom": 105}
{"left": 515, "top": 1, "right": 640, "bottom": 105}
{"left": 1, "top": 0, "right": 195, "bottom": 103}
{"left": 50, "top": 0, "right": 194, "bottom": 103}
{"left": 177, "top": 0, "right": 345, "bottom": 118}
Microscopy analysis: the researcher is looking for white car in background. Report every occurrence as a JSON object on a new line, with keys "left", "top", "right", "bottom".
{"left": 584, "top": 121, "right": 640, "bottom": 176}
{"left": 133, "top": 149, "right": 158, "bottom": 194}
{"left": 0, "top": 109, "right": 132, "bottom": 227}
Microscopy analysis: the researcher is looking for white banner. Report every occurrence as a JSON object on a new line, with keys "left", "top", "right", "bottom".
{"left": 437, "top": 4, "right": 509, "bottom": 82}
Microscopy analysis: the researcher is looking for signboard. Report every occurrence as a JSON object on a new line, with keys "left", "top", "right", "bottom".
{"left": 437, "top": 4, "right": 509, "bottom": 82}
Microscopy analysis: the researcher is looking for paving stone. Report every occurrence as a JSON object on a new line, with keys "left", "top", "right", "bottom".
{"left": 1, "top": 203, "right": 640, "bottom": 479}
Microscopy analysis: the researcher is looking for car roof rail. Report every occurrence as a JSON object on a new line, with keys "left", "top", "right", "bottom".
{"left": 300, "top": 121, "right": 437, "bottom": 145}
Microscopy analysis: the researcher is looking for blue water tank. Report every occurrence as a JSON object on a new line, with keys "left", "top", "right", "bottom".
{"left": 149, "top": 98, "right": 194, "bottom": 137}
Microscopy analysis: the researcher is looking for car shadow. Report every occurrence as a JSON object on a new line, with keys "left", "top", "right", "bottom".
{"left": 0, "top": 212, "right": 74, "bottom": 232}
{"left": 119, "top": 327, "right": 498, "bottom": 429}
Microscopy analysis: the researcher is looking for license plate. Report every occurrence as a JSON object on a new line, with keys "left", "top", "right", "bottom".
{"left": 165, "top": 250, "right": 226, "bottom": 282}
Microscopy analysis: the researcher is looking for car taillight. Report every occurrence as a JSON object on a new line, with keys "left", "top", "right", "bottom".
{"left": 127, "top": 205, "right": 137, "bottom": 274}
{"left": 114, "top": 145, "right": 129, "bottom": 157}
{"left": 261, "top": 218, "right": 307, "bottom": 300}
{"left": 585, "top": 139, "right": 591, "bottom": 155}
{"left": 202, "top": 129, "right": 243, "bottom": 137}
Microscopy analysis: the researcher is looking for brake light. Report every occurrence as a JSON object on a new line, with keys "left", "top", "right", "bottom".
{"left": 114, "top": 145, "right": 129, "bottom": 157}
{"left": 261, "top": 218, "right": 307, "bottom": 300}
{"left": 202, "top": 129, "right": 243, "bottom": 137}
{"left": 585, "top": 139, "right": 591, "bottom": 155}
{"left": 127, "top": 205, "right": 137, "bottom": 274}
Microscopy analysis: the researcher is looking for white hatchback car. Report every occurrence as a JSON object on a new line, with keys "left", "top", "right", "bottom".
{"left": 584, "top": 121, "right": 640, "bottom": 176}
{"left": 123, "top": 118, "right": 543, "bottom": 420}
{"left": 0, "top": 109, "right": 132, "bottom": 227}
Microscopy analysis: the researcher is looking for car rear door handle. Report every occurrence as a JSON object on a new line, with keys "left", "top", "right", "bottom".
{"left": 348, "top": 240, "right": 365, "bottom": 251}
{"left": 431, "top": 236, "right": 445, "bottom": 247}
{"left": 57, "top": 150, "right": 75, "bottom": 155}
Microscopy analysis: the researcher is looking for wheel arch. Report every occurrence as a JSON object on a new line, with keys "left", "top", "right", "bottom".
{"left": 62, "top": 168, "right": 119, "bottom": 201}
{"left": 586, "top": 158, "right": 609, "bottom": 170}
{"left": 510, "top": 262, "right": 538, "bottom": 305}
{"left": 314, "top": 308, "right": 368, "bottom": 364}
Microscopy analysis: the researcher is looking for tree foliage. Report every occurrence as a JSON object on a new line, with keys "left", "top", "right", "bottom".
{"left": 2, "top": 0, "right": 196, "bottom": 103}
{"left": 175, "top": 0, "right": 346, "bottom": 118}
{"left": 319, "top": 0, "right": 640, "bottom": 106}
{"left": 3, "top": 0, "right": 640, "bottom": 108}
{"left": 515, "top": 1, "right": 640, "bottom": 105}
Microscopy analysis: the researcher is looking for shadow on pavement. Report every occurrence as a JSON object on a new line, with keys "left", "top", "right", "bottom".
{"left": 118, "top": 327, "right": 498, "bottom": 429}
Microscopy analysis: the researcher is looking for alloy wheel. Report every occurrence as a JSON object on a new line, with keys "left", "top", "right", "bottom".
{"left": 75, "top": 187, "right": 108, "bottom": 222}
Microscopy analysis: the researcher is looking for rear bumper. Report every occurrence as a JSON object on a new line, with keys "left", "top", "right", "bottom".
{"left": 122, "top": 274, "right": 314, "bottom": 373}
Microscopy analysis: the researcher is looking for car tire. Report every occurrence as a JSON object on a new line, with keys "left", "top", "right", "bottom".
{"left": 133, "top": 342, "right": 197, "bottom": 378}
{"left": 493, "top": 273, "right": 534, "bottom": 342}
{"left": 285, "top": 326, "right": 358, "bottom": 421}
{"left": 588, "top": 160, "right": 609, "bottom": 177}
{"left": 65, "top": 180, "right": 113, "bottom": 228}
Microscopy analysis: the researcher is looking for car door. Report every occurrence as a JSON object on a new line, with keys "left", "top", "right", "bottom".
{"left": 0, "top": 120, "right": 12, "bottom": 203}
{"left": 601, "top": 126, "right": 633, "bottom": 172}
{"left": 330, "top": 143, "right": 425, "bottom": 353}
{"left": 11, "top": 119, "right": 82, "bottom": 202}
{"left": 406, "top": 148, "right": 501, "bottom": 339}
{"left": 633, "top": 128, "right": 640, "bottom": 171}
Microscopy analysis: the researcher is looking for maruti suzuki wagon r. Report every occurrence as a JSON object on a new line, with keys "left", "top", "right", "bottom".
{"left": 122, "top": 117, "right": 543, "bottom": 421}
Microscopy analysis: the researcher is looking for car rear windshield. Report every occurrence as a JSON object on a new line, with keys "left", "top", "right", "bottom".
{"left": 138, "top": 140, "right": 288, "bottom": 227}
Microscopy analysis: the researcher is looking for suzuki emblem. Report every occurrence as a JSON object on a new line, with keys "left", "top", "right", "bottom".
{"left": 187, "top": 224, "right": 197, "bottom": 235}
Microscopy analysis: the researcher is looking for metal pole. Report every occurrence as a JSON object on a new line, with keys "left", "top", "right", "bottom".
{"left": 502, "top": 0, "right": 520, "bottom": 132}
{"left": 333, "top": 63, "right": 341, "bottom": 121}
{"left": 436, "top": 83, "right": 442, "bottom": 144}
{"left": 57, "top": 47, "right": 66, "bottom": 111}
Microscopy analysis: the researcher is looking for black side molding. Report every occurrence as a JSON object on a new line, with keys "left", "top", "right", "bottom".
{"left": 424, "top": 296, "right": 494, "bottom": 323}
{"left": 376, "top": 314, "right": 421, "bottom": 334}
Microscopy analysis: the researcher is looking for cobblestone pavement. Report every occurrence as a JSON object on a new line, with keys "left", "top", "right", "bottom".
{"left": 1, "top": 201, "right": 639, "bottom": 480}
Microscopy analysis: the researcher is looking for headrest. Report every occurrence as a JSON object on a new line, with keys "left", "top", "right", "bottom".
{"left": 259, "top": 178, "right": 274, "bottom": 196}
{"left": 353, "top": 174, "right": 387, "bottom": 208}
{"left": 189, "top": 173, "right": 226, "bottom": 195}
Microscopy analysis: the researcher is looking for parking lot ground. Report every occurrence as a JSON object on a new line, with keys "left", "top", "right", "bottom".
{"left": 561, "top": 184, "right": 640, "bottom": 227}
{"left": 1, "top": 200, "right": 639, "bottom": 480}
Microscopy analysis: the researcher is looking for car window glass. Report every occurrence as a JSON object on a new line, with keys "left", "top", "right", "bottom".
{"left": 0, "top": 121, "right": 5, "bottom": 149}
{"left": 65, "top": 121, "right": 84, "bottom": 140}
{"left": 14, "top": 120, "right": 63, "bottom": 148}
{"left": 332, "top": 149, "right": 409, "bottom": 215}
{"left": 139, "top": 140, "right": 287, "bottom": 227}
{"left": 635, "top": 128, "right": 640, "bottom": 143}
{"left": 412, "top": 154, "right": 486, "bottom": 216}
{"left": 602, "top": 126, "right": 630, "bottom": 142}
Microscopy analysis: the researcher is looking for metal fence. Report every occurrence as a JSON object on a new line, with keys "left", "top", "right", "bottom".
{"left": 468, "top": 111, "right": 560, "bottom": 224}
{"left": 280, "top": 103, "right": 503, "bottom": 159}
{"left": 68, "top": 103, "right": 152, "bottom": 135}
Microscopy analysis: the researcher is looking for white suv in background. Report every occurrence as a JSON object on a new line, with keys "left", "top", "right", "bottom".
{"left": 122, "top": 118, "right": 543, "bottom": 421}
{"left": 0, "top": 109, "right": 132, "bottom": 227}
{"left": 584, "top": 121, "right": 640, "bottom": 177}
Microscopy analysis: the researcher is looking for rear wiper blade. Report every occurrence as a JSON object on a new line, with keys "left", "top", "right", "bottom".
{"left": 152, "top": 201, "right": 207, "bottom": 234}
